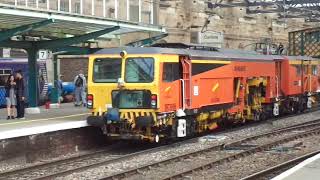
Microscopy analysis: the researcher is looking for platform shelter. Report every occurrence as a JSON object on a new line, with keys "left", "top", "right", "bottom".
{"left": 0, "top": 0, "right": 166, "bottom": 110}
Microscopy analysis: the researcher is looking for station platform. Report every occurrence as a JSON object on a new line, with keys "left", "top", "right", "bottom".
{"left": 0, "top": 103, "right": 90, "bottom": 140}
{"left": 272, "top": 153, "right": 320, "bottom": 180}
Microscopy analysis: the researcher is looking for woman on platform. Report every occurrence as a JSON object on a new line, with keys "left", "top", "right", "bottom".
{"left": 5, "top": 74, "right": 17, "bottom": 120}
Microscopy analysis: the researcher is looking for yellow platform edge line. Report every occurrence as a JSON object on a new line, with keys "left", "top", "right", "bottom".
{"left": 0, "top": 113, "right": 90, "bottom": 126}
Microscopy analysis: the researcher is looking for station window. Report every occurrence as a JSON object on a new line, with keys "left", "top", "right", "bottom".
{"left": 74, "top": 3, "right": 80, "bottom": 13}
{"left": 0, "top": 69, "right": 12, "bottom": 87}
{"left": 162, "top": 63, "right": 181, "bottom": 82}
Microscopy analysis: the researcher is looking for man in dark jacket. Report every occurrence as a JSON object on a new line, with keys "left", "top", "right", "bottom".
{"left": 15, "top": 71, "right": 25, "bottom": 119}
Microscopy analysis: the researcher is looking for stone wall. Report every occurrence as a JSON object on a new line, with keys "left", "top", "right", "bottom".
{"left": 155, "top": 0, "right": 312, "bottom": 50}
{"left": 86, "top": 0, "right": 313, "bottom": 49}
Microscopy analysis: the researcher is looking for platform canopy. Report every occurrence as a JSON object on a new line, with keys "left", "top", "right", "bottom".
{"left": 0, "top": 0, "right": 166, "bottom": 107}
{"left": 0, "top": 3, "right": 165, "bottom": 39}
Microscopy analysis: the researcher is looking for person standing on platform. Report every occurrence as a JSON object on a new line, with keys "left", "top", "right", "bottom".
{"left": 74, "top": 70, "right": 87, "bottom": 107}
{"left": 15, "top": 71, "right": 25, "bottom": 119}
{"left": 5, "top": 75, "right": 16, "bottom": 120}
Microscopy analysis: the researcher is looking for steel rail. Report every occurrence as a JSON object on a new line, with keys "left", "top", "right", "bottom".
{"left": 240, "top": 150, "right": 320, "bottom": 180}
{"left": 26, "top": 136, "right": 210, "bottom": 180}
{"left": 32, "top": 145, "right": 168, "bottom": 180}
{"left": 99, "top": 119, "right": 320, "bottom": 180}
{"left": 31, "top": 117, "right": 320, "bottom": 180}
{"left": 0, "top": 126, "right": 249, "bottom": 179}
{"left": 1, "top": 109, "right": 319, "bottom": 180}
{"left": 0, "top": 142, "right": 125, "bottom": 179}
{"left": 162, "top": 127, "right": 320, "bottom": 180}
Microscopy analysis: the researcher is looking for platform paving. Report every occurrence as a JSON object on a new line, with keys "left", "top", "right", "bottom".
{"left": 0, "top": 103, "right": 91, "bottom": 139}
{"left": 0, "top": 103, "right": 88, "bottom": 121}
{"left": 272, "top": 153, "right": 320, "bottom": 180}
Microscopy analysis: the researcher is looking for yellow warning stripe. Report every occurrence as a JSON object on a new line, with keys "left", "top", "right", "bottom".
{"left": 120, "top": 111, "right": 157, "bottom": 121}
{"left": 0, "top": 113, "right": 90, "bottom": 126}
{"left": 212, "top": 83, "right": 219, "bottom": 92}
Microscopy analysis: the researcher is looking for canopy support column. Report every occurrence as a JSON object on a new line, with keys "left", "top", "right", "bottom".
{"left": 27, "top": 46, "right": 39, "bottom": 107}
{"left": 51, "top": 54, "right": 59, "bottom": 104}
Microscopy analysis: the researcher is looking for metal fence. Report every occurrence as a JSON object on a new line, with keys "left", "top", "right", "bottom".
{"left": 288, "top": 28, "right": 320, "bottom": 58}
{"left": 0, "top": 0, "right": 156, "bottom": 24}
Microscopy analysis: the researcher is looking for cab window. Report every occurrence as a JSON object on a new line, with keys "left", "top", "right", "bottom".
{"left": 125, "top": 57, "right": 154, "bottom": 83}
{"left": 93, "top": 58, "right": 122, "bottom": 83}
{"left": 162, "top": 63, "right": 181, "bottom": 82}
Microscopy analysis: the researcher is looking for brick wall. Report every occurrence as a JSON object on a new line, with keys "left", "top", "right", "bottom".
{"left": 59, "top": 57, "right": 89, "bottom": 82}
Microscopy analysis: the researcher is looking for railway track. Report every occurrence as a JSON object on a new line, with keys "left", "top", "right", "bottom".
{"left": 1, "top": 111, "right": 320, "bottom": 180}
{"left": 99, "top": 118, "right": 320, "bottom": 180}
{"left": 0, "top": 142, "right": 155, "bottom": 180}
{"left": 240, "top": 150, "right": 320, "bottom": 180}
{"left": 0, "top": 134, "right": 208, "bottom": 180}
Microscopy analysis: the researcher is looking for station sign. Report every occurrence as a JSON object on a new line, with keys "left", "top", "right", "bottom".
{"left": 2, "top": 48, "right": 10, "bottom": 58}
{"left": 191, "top": 31, "right": 224, "bottom": 48}
{"left": 38, "top": 50, "right": 48, "bottom": 60}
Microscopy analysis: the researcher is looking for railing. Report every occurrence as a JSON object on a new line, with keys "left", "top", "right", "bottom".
{"left": 288, "top": 27, "right": 320, "bottom": 57}
{"left": 0, "top": 0, "right": 156, "bottom": 24}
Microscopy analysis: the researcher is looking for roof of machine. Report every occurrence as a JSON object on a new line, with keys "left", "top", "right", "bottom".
{"left": 95, "top": 43, "right": 320, "bottom": 62}
{"left": 94, "top": 43, "right": 283, "bottom": 62}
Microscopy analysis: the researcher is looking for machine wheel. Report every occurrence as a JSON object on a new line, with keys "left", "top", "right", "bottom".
{"left": 253, "top": 111, "right": 262, "bottom": 121}
{"left": 260, "top": 111, "right": 267, "bottom": 121}
{"left": 135, "top": 116, "right": 154, "bottom": 128}
{"left": 186, "top": 117, "right": 196, "bottom": 137}
{"left": 87, "top": 116, "right": 104, "bottom": 127}
{"left": 217, "top": 114, "right": 233, "bottom": 129}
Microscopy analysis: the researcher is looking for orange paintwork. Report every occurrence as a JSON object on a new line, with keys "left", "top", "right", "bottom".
{"left": 191, "top": 64, "right": 234, "bottom": 109}
{"left": 158, "top": 62, "right": 182, "bottom": 112}
{"left": 191, "top": 61, "right": 275, "bottom": 111}
{"left": 281, "top": 58, "right": 320, "bottom": 96}
{"left": 158, "top": 59, "right": 277, "bottom": 113}
{"left": 158, "top": 57, "right": 319, "bottom": 114}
